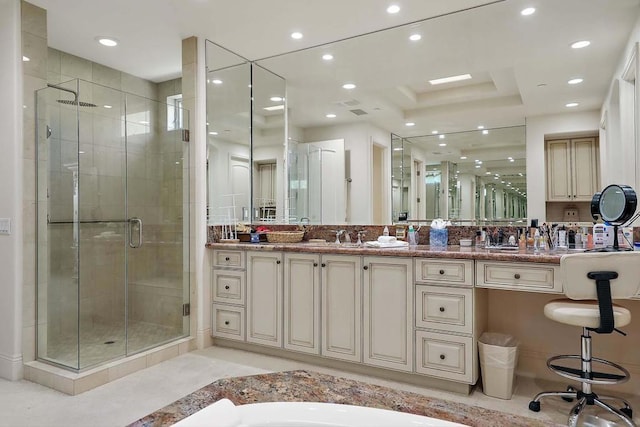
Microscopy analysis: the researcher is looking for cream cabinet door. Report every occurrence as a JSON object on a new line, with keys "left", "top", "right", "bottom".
{"left": 247, "top": 252, "right": 283, "bottom": 347}
{"left": 363, "top": 256, "right": 413, "bottom": 371}
{"left": 284, "top": 253, "right": 321, "bottom": 354}
{"left": 546, "top": 139, "right": 572, "bottom": 201}
{"left": 572, "top": 137, "right": 598, "bottom": 201}
{"left": 321, "top": 254, "right": 362, "bottom": 362}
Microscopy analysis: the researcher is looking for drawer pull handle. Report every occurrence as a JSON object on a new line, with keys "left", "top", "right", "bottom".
{"left": 224, "top": 285, "right": 230, "bottom": 290}
{"left": 439, "top": 307, "right": 445, "bottom": 312}
{"left": 439, "top": 269, "right": 445, "bottom": 275}
{"left": 313, "top": 263, "right": 318, "bottom": 267}
{"left": 440, "top": 354, "right": 446, "bottom": 360}
{"left": 225, "top": 257, "right": 230, "bottom": 261}
{"left": 276, "top": 260, "right": 281, "bottom": 264}
{"left": 224, "top": 321, "right": 230, "bottom": 325}
{"left": 363, "top": 265, "right": 369, "bottom": 270}
{"left": 321, "top": 263, "right": 326, "bottom": 267}
{"left": 514, "top": 273, "right": 521, "bottom": 279}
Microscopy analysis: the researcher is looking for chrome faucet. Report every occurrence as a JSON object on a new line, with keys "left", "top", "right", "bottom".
{"left": 356, "top": 230, "right": 366, "bottom": 246}
{"left": 334, "top": 230, "right": 345, "bottom": 244}
{"left": 299, "top": 217, "right": 310, "bottom": 225}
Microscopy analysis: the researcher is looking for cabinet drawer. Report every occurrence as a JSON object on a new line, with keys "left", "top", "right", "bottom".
{"left": 415, "top": 331, "right": 473, "bottom": 383}
{"left": 476, "top": 261, "right": 561, "bottom": 294}
{"left": 212, "top": 250, "right": 245, "bottom": 268}
{"left": 416, "top": 286, "right": 472, "bottom": 334}
{"left": 212, "top": 270, "right": 245, "bottom": 305}
{"left": 415, "top": 259, "right": 473, "bottom": 286}
{"left": 212, "top": 304, "right": 245, "bottom": 341}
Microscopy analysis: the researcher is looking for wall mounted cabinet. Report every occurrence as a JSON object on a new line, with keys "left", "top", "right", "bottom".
{"left": 546, "top": 137, "right": 599, "bottom": 202}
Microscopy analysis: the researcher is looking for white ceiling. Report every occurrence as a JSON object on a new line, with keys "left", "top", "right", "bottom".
{"left": 29, "top": 0, "right": 640, "bottom": 140}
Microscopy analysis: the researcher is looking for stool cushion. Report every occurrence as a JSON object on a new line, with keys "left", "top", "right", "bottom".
{"left": 544, "top": 299, "right": 631, "bottom": 329}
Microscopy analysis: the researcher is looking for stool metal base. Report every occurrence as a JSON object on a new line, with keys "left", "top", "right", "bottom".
{"left": 528, "top": 329, "right": 636, "bottom": 427}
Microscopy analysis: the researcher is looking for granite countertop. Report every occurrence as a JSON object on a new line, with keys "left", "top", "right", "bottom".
{"left": 206, "top": 242, "right": 564, "bottom": 264}
{"left": 129, "top": 370, "right": 561, "bottom": 427}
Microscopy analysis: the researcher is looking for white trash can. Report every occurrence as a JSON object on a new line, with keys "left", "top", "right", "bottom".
{"left": 478, "top": 332, "right": 519, "bottom": 399}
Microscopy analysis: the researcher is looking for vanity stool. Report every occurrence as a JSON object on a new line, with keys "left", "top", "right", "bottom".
{"left": 528, "top": 251, "right": 640, "bottom": 427}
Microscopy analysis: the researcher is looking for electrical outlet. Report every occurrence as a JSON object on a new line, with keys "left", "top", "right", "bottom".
{"left": 563, "top": 208, "right": 579, "bottom": 222}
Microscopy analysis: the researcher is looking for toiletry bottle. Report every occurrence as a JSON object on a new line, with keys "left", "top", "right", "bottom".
{"left": 534, "top": 229, "right": 541, "bottom": 252}
{"left": 519, "top": 228, "right": 526, "bottom": 250}
{"left": 383, "top": 226, "right": 389, "bottom": 237}
{"left": 408, "top": 225, "right": 417, "bottom": 246}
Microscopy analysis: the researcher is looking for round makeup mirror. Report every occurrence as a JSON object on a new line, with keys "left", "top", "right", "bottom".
{"left": 591, "top": 184, "right": 637, "bottom": 251}
{"left": 598, "top": 184, "right": 637, "bottom": 225}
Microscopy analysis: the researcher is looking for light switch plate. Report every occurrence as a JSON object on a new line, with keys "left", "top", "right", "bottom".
{"left": 0, "top": 218, "right": 10, "bottom": 235}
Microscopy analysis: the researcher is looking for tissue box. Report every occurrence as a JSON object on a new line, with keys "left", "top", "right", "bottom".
{"left": 430, "top": 228, "right": 448, "bottom": 247}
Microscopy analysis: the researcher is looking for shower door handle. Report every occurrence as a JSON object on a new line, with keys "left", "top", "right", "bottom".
{"left": 129, "top": 217, "right": 143, "bottom": 248}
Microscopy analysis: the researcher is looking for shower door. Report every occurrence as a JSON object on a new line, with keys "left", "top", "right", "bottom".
{"left": 36, "top": 79, "right": 190, "bottom": 370}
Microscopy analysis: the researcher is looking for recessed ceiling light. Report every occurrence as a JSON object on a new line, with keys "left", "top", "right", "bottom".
{"left": 139, "top": 121, "right": 149, "bottom": 125}
{"left": 393, "top": 147, "right": 403, "bottom": 151}
{"left": 439, "top": 134, "right": 445, "bottom": 139}
{"left": 521, "top": 7, "right": 536, "bottom": 16}
{"left": 460, "top": 156, "right": 467, "bottom": 160}
{"left": 475, "top": 165, "right": 481, "bottom": 168}
{"left": 485, "top": 172, "right": 491, "bottom": 175}
{"left": 22, "top": 56, "right": 30, "bottom": 62}
{"left": 439, "top": 143, "right": 447, "bottom": 147}
{"left": 291, "top": 32, "right": 303, "bottom": 40}
{"left": 264, "top": 105, "right": 285, "bottom": 111}
{"left": 211, "top": 79, "right": 222, "bottom": 85}
{"left": 568, "top": 78, "right": 584, "bottom": 85}
{"left": 409, "top": 34, "right": 422, "bottom": 41}
{"left": 476, "top": 160, "right": 483, "bottom": 164}
{"left": 507, "top": 157, "right": 513, "bottom": 160}
{"left": 387, "top": 4, "right": 400, "bottom": 14}
{"left": 270, "top": 96, "right": 283, "bottom": 102}
{"left": 482, "top": 130, "right": 489, "bottom": 135}
{"left": 509, "top": 158, "right": 515, "bottom": 162}
{"left": 322, "top": 54, "right": 333, "bottom": 61}
{"left": 103, "top": 105, "right": 112, "bottom": 109}
{"left": 326, "top": 113, "right": 336, "bottom": 118}
{"left": 566, "top": 102, "right": 579, "bottom": 107}
{"left": 342, "top": 83, "right": 356, "bottom": 90}
{"left": 429, "top": 74, "right": 472, "bottom": 85}
{"left": 96, "top": 37, "right": 118, "bottom": 47}
{"left": 571, "top": 40, "right": 590, "bottom": 49}
{"left": 209, "top": 131, "right": 218, "bottom": 135}
{"left": 477, "top": 125, "right": 485, "bottom": 129}
{"left": 405, "top": 122, "right": 415, "bottom": 127}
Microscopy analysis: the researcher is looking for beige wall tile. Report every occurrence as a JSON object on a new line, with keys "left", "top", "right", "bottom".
{"left": 60, "top": 52, "right": 92, "bottom": 81}
{"left": 92, "top": 63, "right": 122, "bottom": 90}
{"left": 107, "top": 355, "right": 146, "bottom": 381}
{"left": 145, "top": 344, "right": 179, "bottom": 367}
{"left": 21, "top": 1, "right": 46, "bottom": 38}
{"left": 182, "top": 37, "right": 196, "bottom": 66}
{"left": 22, "top": 31, "right": 47, "bottom": 78}
{"left": 74, "top": 369, "right": 109, "bottom": 394}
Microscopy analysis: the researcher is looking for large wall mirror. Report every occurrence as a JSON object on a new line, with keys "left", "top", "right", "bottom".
{"left": 392, "top": 125, "right": 526, "bottom": 223}
{"left": 207, "top": 0, "right": 634, "bottom": 226}
{"left": 205, "top": 42, "right": 286, "bottom": 226}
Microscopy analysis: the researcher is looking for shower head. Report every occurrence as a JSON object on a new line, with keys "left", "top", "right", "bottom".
{"left": 47, "top": 83, "right": 97, "bottom": 108}
{"left": 56, "top": 99, "right": 97, "bottom": 107}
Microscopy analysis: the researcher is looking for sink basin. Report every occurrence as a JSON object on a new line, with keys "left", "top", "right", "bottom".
{"left": 485, "top": 245, "right": 519, "bottom": 251}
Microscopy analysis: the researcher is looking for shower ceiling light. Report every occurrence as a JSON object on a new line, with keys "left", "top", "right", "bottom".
{"left": 96, "top": 37, "right": 118, "bottom": 47}
{"left": 103, "top": 105, "right": 112, "bottom": 109}
{"left": 322, "top": 54, "right": 333, "bottom": 61}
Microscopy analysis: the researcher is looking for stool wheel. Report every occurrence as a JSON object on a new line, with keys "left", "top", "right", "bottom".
{"left": 562, "top": 385, "right": 576, "bottom": 402}
{"left": 621, "top": 407, "right": 633, "bottom": 418}
{"left": 529, "top": 401, "right": 541, "bottom": 412}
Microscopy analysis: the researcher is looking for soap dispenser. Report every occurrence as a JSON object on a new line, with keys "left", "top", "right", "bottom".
{"left": 383, "top": 226, "right": 389, "bottom": 236}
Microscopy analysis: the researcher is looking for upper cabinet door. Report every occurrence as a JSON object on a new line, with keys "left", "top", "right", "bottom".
{"left": 572, "top": 138, "right": 599, "bottom": 201}
{"left": 546, "top": 137, "right": 599, "bottom": 202}
{"left": 546, "top": 139, "right": 573, "bottom": 201}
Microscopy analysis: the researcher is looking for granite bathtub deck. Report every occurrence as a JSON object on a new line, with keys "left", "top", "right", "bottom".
{"left": 130, "top": 370, "right": 562, "bottom": 427}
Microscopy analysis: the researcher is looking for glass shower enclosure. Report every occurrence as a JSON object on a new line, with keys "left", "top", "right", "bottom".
{"left": 36, "top": 79, "right": 190, "bottom": 371}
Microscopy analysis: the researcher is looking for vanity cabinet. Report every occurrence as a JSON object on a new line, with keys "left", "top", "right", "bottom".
{"left": 363, "top": 256, "right": 413, "bottom": 372}
{"left": 211, "top": 250, "right": 246, "bottom": 341}
{"left": 247, "top": 251, "right": 283, "bottom": 347}
{"left": 283, "top": 253, "right": 321, "bottom": 354}
{"left": 546, "top": 137, "right": 599, "bottom": 202}
{"left": 414, "top": 259, "right": 483, "bottom": 384}
{"left": 321, "top": 254, "right": 363, "bottom": 363}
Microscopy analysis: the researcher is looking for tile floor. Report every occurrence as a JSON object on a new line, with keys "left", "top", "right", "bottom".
{"left": 0, "top": 346, "right": 638, "bottom": 426}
